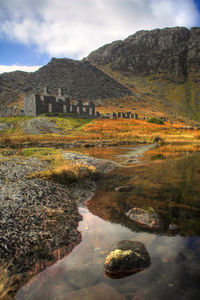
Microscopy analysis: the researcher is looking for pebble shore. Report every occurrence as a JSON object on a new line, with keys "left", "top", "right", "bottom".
{"left": 0, "top": 153, "right": 116, "bottom": 290}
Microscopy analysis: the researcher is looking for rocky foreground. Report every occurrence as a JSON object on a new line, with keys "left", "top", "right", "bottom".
{"left": 0, "top": 152, "right": 116, "bottom": 291}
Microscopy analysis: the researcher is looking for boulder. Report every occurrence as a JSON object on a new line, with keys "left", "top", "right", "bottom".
{"left": 126, "top": 207, "right": 161, "bottom": 229}
{"left": 104, "top": 240, "right": 150, "bottom": 276}
{"left": 0, "top": 123, "right": 9, "bottom": 131}
{"left": 169, "top": 223, "right": 179, "bottom": 231}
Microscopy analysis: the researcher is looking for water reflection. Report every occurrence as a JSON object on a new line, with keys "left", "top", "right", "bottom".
{"left": 88, "top": 153, "right": 200, "bottom": 236}
{"left": 16, "top": 147, "right": 200, "bottom": 299}
{"left": 16, "top": 208, "right": 200, "bottom": 300}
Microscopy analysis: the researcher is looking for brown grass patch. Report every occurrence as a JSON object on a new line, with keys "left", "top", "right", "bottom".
{"left": 32, "top": 162, "right": 98, "bottom": 184}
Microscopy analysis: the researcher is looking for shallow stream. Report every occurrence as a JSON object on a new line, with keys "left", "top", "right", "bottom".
{"left": 16, "top": 145, "right": 200, "bottom": 300}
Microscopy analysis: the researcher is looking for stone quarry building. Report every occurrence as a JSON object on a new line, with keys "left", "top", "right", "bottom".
{"left": 24, "top": 87, "right": 95, "bottom": 117}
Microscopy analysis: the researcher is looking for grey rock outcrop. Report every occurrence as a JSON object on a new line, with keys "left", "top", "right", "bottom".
{"left": 22, "top": 118, "right": 61, "bottom": 135}
{"left": 85, "top": 27, "right": 200, "bottom": 83}
{"left": 0, "top": 123, "right": 9, "bottom": 131}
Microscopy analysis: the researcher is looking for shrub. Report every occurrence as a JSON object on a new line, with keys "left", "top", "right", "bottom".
{"left": 151, "top": 154, "right": 165, "bottom": 160}
{"left": 147, "top": 117, "right": 164, "bottom": 125}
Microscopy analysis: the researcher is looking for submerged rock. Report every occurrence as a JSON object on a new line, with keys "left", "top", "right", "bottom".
{"left": 65, "top": 283, "right": 125, "bottom": 300}
{"left": 126, "top": 207, "right": 161, "bottom": 229}
{"left": 104, "top": 240, "right": 150, "bottom": 276}
{"left": 169, "top": 223, "right": 179, "bottom": 231}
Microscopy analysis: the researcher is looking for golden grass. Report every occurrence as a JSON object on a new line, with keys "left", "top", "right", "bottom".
{"left": 0, "top": 264, "right": 16, "bottom": 300}
{"left": 1, "top": 116, "right": 200, "bottom": 153}
{"left": 145, "top": 144, "right": 200, "bottom": 160}
{"left": 31, "top": 161, "right": 97, "bottom": 184}
{"left": 81, "top": 118, "right": 200, "bottom": 143}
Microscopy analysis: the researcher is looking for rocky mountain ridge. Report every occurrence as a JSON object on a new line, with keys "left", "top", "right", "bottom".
{"left": 85, "top": 27, "right": 200, "bottom": 83}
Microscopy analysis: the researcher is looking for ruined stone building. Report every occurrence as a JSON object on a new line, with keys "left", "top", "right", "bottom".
{"left": 24, "top": 87, "right": 95, "bottom": 117}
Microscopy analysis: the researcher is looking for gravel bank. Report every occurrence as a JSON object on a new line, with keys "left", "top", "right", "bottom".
{"left": 0, "top": 153, "right": 116, "bottom": 291}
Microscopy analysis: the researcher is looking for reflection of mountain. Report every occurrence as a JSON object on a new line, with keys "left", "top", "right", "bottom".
{"left": 88, "top": 154, "right": 200, "bottom": 236}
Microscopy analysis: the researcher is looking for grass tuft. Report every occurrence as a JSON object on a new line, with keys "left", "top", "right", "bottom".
{"left": 0, "top": 264, "right": 17, "bottom": 300}
{"left": 32, "top": 162, "right": 98, "bottom": 184}
{"left": 147, "top": 117, "right": 164, "bottom": 125}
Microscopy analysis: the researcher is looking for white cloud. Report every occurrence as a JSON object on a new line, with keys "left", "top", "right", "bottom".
{"left": 0, "top": 0, "right": 199, "bottom": 59}
{"left": 0, "top": 65, "right": 41, "bottom": 74}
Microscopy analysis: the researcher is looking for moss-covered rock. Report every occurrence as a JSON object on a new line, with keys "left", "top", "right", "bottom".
{"left": 104, "top": 240, "right": 150, "bottom": 276}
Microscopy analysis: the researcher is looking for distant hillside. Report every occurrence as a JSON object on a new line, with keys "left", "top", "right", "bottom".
{"left": 0, "top": 58, "right": 132, "bottom": 109}
{"left": 85, "top": 27, "right": 200, "bottom": 120}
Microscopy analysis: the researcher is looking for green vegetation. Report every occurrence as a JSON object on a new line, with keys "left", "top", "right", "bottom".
{"left": 150, "top": 154, "right": 165, "bottom": 160}
{"left": 147, "top": 117, "right": 164, "bottom": 125}
{"left": 96, "top": 64, "right": 200, "bottom": 122}
{"left": 21, "top": 147, "right": 58, "bottom": 157}
{"left": 50, "top": 116, "right": 92, "bottom": 133}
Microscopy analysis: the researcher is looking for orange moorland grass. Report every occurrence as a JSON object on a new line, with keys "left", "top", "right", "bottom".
{"left": 0, "top": 132, "right": 104, "bottom": 147}
{"left": 82, "top": 118, "right": 200, "bottom": 143}
{"left": 1, "top": 118, "right": 200, "bottom": 147}
{"left": 145, "top": 144, "right": 200, "bottom": 159}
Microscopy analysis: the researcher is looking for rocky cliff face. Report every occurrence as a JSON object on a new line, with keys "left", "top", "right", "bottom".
{"left": 85, "top": 27, "right": 200, "bottom": 83}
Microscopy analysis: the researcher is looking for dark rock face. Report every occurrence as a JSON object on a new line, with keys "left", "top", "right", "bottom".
{"left": 28, "top": 58, "right": 132, "bottom": 100}
{"left": 104, "top": 240, "right": 150, "bottom": 276}
{"left": 0, "top": 58, "right": 132, "bottom": 105}
{"left": 85, "top": 27, "right": 200, "bottom": 82}
{"left": 126, "top": 207, "right": 161, "bottom": 229}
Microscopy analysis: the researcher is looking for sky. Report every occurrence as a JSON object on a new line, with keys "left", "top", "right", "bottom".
{"left": 0, "top": 0, "right": 200, "bottom": 74}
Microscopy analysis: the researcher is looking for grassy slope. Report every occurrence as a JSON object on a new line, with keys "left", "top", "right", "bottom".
{"left": 1, "top": 115, "right": 200, "bottom": 149}
{"left": 95, "top": 64, "right": 200, "bottom": 122}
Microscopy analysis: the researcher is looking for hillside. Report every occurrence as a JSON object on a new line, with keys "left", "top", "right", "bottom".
{"left": 0, "top": 58, "right": 132, "bottom": 109}
{"left": 85, "top": 27, "right": 200, "bottom": 121}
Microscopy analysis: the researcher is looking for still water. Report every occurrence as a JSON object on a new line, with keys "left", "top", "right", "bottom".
{"left": 16, "top": 146, "right": 200, "bottom": 300}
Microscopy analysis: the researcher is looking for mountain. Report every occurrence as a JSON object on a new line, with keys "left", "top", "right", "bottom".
{"left": 85, "top": 27, "right": 200, "bottom": 82}
{"left": 85, "top": 27, "right": 200, "bottom": 120}
{"left": 1, "top": 27, "right": 200, "bottom": 120}
{"left": 0, "top": 58, "right": 132, "bottom": 110}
